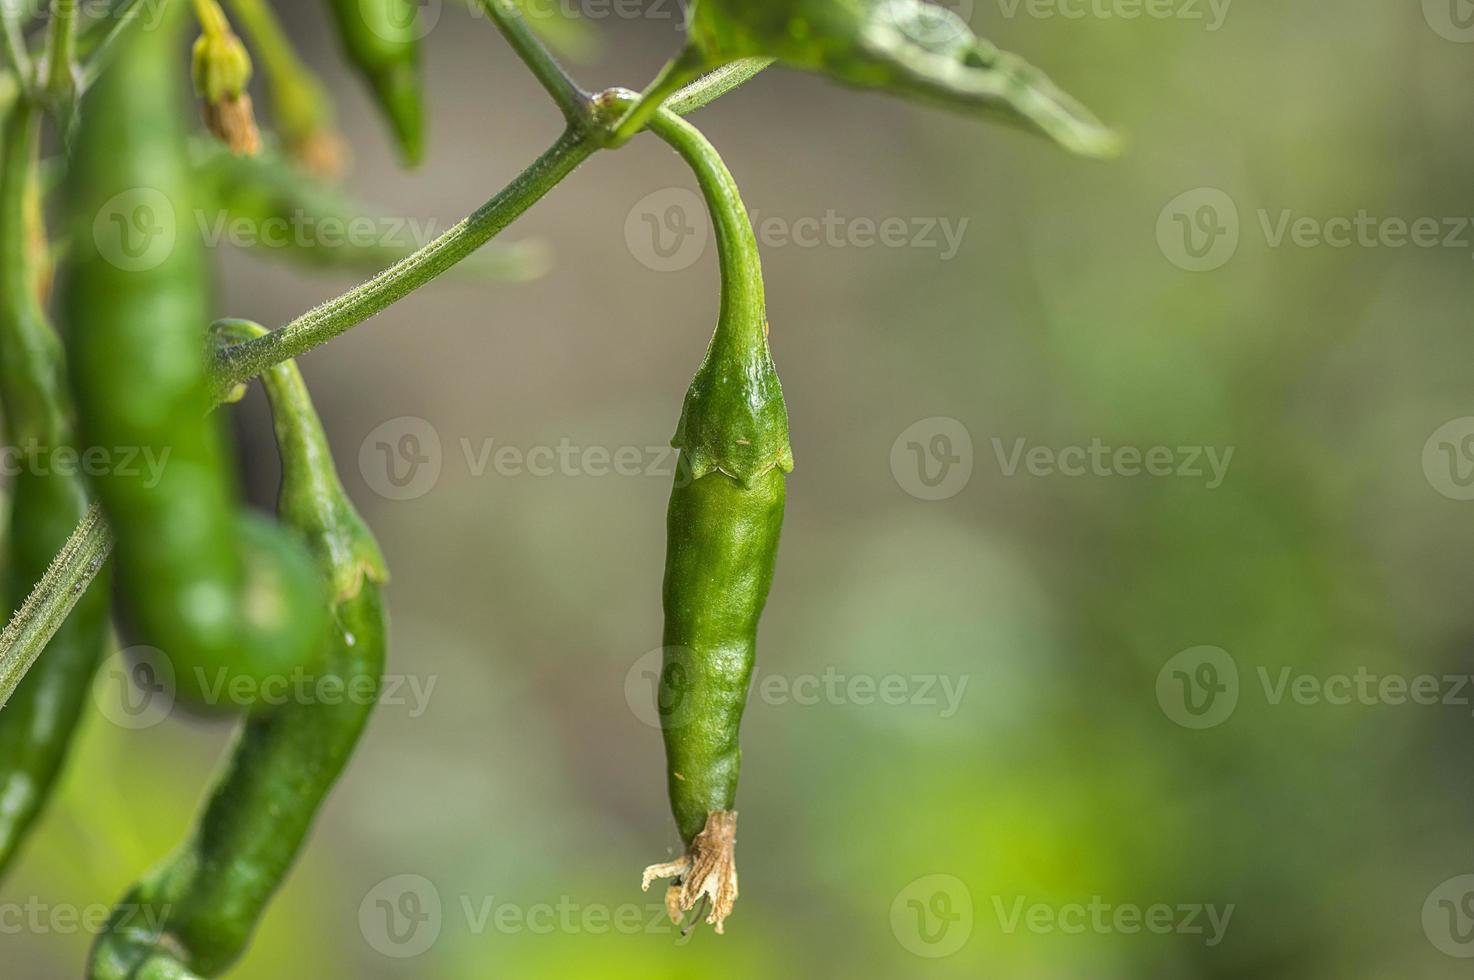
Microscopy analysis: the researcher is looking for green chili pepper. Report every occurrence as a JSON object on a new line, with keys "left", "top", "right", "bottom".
{"left": 91, "top": 319, "right": 388, "bottom": 980}
{"left": 621, "top": 0, "right": 1115, "bottom": 156}
{"left": 62, "top": 0, "right": 328, "bottom": 708}
{"left": 0, "top": 100, "right": 111, "bottom": 879}
{"left": 323, "top": 0, "right": 425, "bottom": 165}
{"left": 633, "top": 103, "right": 792, "bottom": 935}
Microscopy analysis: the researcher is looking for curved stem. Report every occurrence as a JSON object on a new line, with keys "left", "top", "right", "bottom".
{"left": 639, "top": 101, "right": 764, "bottom": 342}
{"left": 211, "top": 127, "right": 595, "bottom": 397}
{"left": 473, "top": 0, "right": 590, "bottom": 126}
{"left": 44, "top": 0, "right": 78, "bottom": 99}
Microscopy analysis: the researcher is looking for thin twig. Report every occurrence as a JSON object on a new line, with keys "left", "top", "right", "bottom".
{"left": 0, "top": 504, "right": 111, "bottom": 710}
{"left": 473, "top": 0, "right": 590, "bottom": 125}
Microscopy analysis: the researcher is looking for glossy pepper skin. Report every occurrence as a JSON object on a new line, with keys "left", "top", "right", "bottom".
{"left": 91, "top": 321, "right": 388, "bottom": 980}
{"left": 62, "top": 2, "right": 328, "bottom": 709}
{"left": 323, "top": 0, "right": 424, "bottom": 164}
{"left": 636, "top": 104, "right": 792, "bottom": 935}
{"left": 0, "top": 101, "right": 111, "bottom": 879}
{"left": 681, "top": 0, "right": 1117, "bottom": 156}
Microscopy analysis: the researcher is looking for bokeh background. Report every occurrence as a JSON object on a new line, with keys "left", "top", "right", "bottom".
{"left": 10, "top": 0, "right": 1474, "bottom": 975}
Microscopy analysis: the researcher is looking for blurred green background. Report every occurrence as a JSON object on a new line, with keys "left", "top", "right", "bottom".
{"left": 10, "top": 0, "right": 1474, "bottom": 975}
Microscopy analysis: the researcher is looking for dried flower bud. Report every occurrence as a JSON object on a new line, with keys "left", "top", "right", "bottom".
{"left": 202, "top": 91, "right": 262, "bottom": 157}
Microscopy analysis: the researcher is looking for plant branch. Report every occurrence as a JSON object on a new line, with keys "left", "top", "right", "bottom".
{"left": 666, "top": 58, "right": 773, "bottom": 116}
{"left": 211, "top": 127, "right": 595, "bottom": 396}
{"left": 43, "top": 0, "right": 78, "bottom": 97}
{"left": 0, "top": 503, "right": 111, "bottom": 710}
{"left": 473, "top": 0, "right": 589, "bottom": 126}
{"left": 0, "top": 50, "right": 776, "bottom": 699}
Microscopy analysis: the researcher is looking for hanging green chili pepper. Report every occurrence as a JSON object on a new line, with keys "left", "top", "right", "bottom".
{"left": 630, "top": 101, "right": 792, "bottom": 935}
{"left": 614, "top": 0, "right": 1116, "bottom": 156}
{"left": 0, "top": 99, "right": 111, "bottom": 880}
{"left": 91, "top": 319, "right": 388, "bottom": 980}
{"left": 62, "top": 0, "right": 328, "bottom": 708}
{"left": 323, "top": 0, "right": 425, "bottom": 165}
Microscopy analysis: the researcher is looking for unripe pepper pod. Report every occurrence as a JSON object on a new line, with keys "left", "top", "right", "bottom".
{"left": 323, "top": 0, "right": 426, "bottom": 165}
{"left": 628, "top": 99, "right": 792, "bottom": 935}
{"left": 91, "top": 319, "right": 388, "bottom": 978}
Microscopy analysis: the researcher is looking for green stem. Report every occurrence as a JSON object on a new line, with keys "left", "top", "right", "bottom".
{"left": 639, "top": 99, "right": 764, "bottom": 343}
{"left": 0, "top": 503, "right": 110, "bottom": 710}
{"left": 43, "top": 0, "right": 77, "bottom": 98}
{"left": 666, "top": 58, "right": 773, "bottom": 115}
{"left": 473, "top": 0, "right": 589, "bottom": 125}
{"left": 211, "top": 126, "right": 596, "bottom": 397}
{"left": 603, "top": 48, "right": 707, "bottom": 149}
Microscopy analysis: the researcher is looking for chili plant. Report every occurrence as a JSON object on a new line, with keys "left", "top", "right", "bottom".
{"left": 0, "top": 0, "right": 1114, "bottom": 970}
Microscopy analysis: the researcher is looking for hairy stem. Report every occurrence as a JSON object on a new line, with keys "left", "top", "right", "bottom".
{"left": 0, "top": 503, "right": 110, "bottom": 710}
{"left": 210, "top": 126, "right": 596, "bottom": 396}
